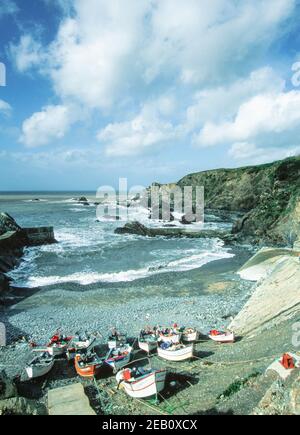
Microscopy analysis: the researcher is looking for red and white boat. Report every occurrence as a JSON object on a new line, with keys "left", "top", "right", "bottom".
{"left": 209, "top": 330, "right": 235, "bottom": 344}
{"left": 116, "top": 367, "right": 167, "bottom": 399}
{"left": 47, "top": 332, "right": 72, "bottom": 356}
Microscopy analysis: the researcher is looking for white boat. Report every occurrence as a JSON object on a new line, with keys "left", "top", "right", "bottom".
{"left": 108, "top": 332, "right": 127, "bottom": 350}
{"left": 26, "top": 352, "right": 54, "bottom": 379}
{"left": 157, "top": 343, "right": 194, "bottom": 362}
{"left": 158, "top": 331, "right": 182, "bottom": 344}
{"left": 116, "top": 367, "right": 167, "bottom": 399}
{"left": 138, "top": 334, "right": 158, "bottom": 353}
{"left": 66, "top": 334, "right": 96, "bottom": 361}
{"left": 208, "top": 330, "right": 235, "bottom": 344}
{"left": 182, "top": 328, "right": 199, "bottom": 342}
{"left": 105, "top": 344, "right": 133, "bottom": 373}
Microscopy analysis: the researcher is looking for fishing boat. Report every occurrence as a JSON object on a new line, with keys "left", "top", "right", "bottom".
{"left": 182, "top": 328, "right": 199, "bottom": 342}
{"left": 108, "top": 329, "right": 127, "bottom": 350}
{"left": 209, "top": 330, "right": 235, "bottom": 344}
{"left": 157, "top": 343, "right": 194, "bottom": 362}
{"left": 116, "top": 367, "right": 167, "bottom": 399}
{"left": 157, "top": 327, "right": 182, "bottom": 344}
{"left": 104, "top": 344, "right": 133, "bottom": 373}
{"left": 25, "top": 352, "right": 54, "bottom": 379}
{"left": 47, "top": 332, "right": 73, "bottom": 356}
{"left": 74, "top": 348, "right": 105, "bottom": 378}
{"left": 66, "top": 333, "right": 96, "bottom": 361}
{"left": 138, "top": 332, "right": 158, "bottom": 354}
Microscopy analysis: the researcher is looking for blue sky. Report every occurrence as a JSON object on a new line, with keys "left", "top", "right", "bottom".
{"left": 1, "top": 0, "right": 300, "bottom": 190}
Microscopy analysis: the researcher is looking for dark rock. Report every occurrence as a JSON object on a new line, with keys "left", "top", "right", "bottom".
{"left": 115, "top": 221, "right": 233, "bottom": 243}
{"left": 0, "top": 213, "right": 21, "bottom": 236}
{"left": 0, "top": 371, "right": 17, "bottom": 400}
{"left": 180, "top": 214, "right": 197, "bottom": 225}
{"left": 0, "top": 397, "right": 47, "bottom": 415}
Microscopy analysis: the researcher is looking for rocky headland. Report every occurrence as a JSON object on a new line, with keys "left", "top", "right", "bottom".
{"left": 0, "top": 213, "right": 56, "bottom": 297}
{"left": 115, "top": 156, "right": 300, "bottom": 247}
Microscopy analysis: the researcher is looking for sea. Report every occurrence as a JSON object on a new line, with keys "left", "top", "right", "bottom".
{"left": 0, "top": 192, "right": 234, "bottom": 290}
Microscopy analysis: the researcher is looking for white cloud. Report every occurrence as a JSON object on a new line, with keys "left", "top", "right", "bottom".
{"left": 229, "top": 141, "right": 300, "bottom": 164}
{"left": 10, "top": 35, "right": 44, "bottom": 73}
{"left": 186, "top": 67, "right": 285, "bottom": 129}
{"left": 0, "top": 100, "right": 12, "bottom": 116}
{"left": 20, "top": 105, "right": 74, "bottom": 147}
{"left": 98, "top": 98, "right": 181, "bottom": 157}
{"left": 12, "top": 0, "right": 300, "bottom": 160}
{"left": 0, "top": 0, "right": 18, "bottom": 17}
{"left": 194, "top": 90, "right": 300, "bottom": 147}
{"left": 142, "top": 0, "right": 295, "bottom": 85}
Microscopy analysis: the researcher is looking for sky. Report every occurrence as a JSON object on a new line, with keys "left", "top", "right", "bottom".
{"left": 1, "top": 0, "right": 300, "bottom": 191}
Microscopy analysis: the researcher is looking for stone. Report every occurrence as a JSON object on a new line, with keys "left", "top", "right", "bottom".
{"left": 0, "top": 397, "right": 47, "bottom": 415}
{"left": 0, "top": 213, "right": 21, "bottom": 236}
{"left": 0, "top": 371, "right": 17, "bottom": 400}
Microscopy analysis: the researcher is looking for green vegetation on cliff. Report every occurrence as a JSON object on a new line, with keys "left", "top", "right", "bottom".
{"left": 177, "top": 156, "right": 300, "bottom": 245}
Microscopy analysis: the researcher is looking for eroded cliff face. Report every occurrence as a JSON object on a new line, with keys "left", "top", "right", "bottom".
{"left": 177, "top": 157, "right": 300, "bottom": 245}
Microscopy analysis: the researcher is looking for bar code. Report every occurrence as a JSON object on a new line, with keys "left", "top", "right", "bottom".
{"left": 0, "top": 322, "right": 6, "bottom": 346}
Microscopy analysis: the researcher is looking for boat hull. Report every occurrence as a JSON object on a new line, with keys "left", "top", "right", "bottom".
{"left": 157, "top": 344, "right": 194, "bottom": 362}
{"left": 158, "top": 333, "right": 181, "bottom": 344}
{"left": 26, "top": 360, "right": 54, "bottom": 379}
{"left": 105, "top": 353, "right": 131, "bottom": 373}
{"left": 138, "top": 340, "right": 158, "bottom": 353}
{"left": 182, "top": 330, "right": 199, "bottom": 342}
{"left": 116, "top": 370, "right": 167, "bottom": 399}
{"left": 74, "top": 355, "right": 103, "bottom": 378}
{"left": 209, "top": 333, "right": 235, "bottom": 344}
{"left": 47, "top": 344, "right": 68, "bottom": 356}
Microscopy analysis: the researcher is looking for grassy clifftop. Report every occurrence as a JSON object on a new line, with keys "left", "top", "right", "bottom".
{"left": 177, "top": 156, "right": 300, "bottom": 245}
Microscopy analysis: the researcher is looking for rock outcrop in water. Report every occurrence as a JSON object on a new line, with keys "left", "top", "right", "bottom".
{"left": 0, "top": 213, "right": 56, "bottom": 295}
{"left": 115, "top": 220, "right": 233, "bottom": 242}
{"left": 176, "top": 156, "right": 300, "bottom": 246}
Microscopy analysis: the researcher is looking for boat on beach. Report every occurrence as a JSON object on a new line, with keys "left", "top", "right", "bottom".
{"left": 66, "top": 333, "right": 96, "bottom": 361}
{"left": 157, "top": 325, "right": 182, "bottom": 344}
{"left": 157, "top": 343, "right": 194, "bottom": 362}
{"left": 74, "top": 348, "right": 105, "bottom": 378}
{"left": 108, "top": 329, "right": 127, "bottom": 350}
{"left": 104, "top": 344, "right": 133, "bottom": 373}
{"left": 116, "top": 367, "right": 167, "bottom": 399}
{"left": 138, "top": 330, "right": 158, "bottom": 353}
{"left": 209, "top": 330, "right": 235, "bottom": 344}
{"left": 182, "top": 328, "right": 199, "bottom": 342}
{"left": 47, "top": 332, "right": 73, "bottom": 356}
{"left": 25, "top": 352, "right": 55, "bottom": 379}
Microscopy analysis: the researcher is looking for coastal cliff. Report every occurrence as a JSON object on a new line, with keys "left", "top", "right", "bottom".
{"left": 177, "top": 156, "right": 300, "bottom": 246}
{"left": 115, "top": 157, "right": 299, "bottom": 246}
